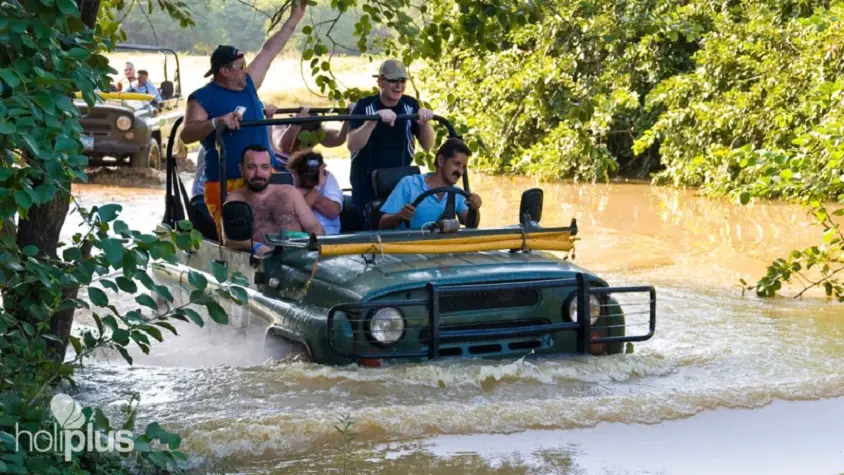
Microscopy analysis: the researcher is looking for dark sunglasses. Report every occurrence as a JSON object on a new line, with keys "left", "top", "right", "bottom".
{"left": 383, "top": 77, "right": 407, "bottom": 84}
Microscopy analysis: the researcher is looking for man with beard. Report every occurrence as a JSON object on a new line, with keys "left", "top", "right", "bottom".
{"left": 180, "top": 0, "right": 307, "bottom": 225}
{"left": 347, "top": 59, "right": 435, "bottom": 224}
{"left": 224, "top": 145, "right": 324, "bottom": 256}
{"left": 378, "top": 138, "right": 483, "bottom": 230}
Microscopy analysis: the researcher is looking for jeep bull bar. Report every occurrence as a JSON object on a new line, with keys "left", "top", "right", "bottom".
{"left": 326, "top": 273, "right": 656, "bottom": 360}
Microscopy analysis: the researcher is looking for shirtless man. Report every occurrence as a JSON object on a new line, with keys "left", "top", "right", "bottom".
{"left": 224, "top": 145, "right": 324, "bottom": 256}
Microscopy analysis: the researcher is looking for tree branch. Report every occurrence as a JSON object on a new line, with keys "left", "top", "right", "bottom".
{"left": 793, "top": 265, "right": 844, "bottom": 299}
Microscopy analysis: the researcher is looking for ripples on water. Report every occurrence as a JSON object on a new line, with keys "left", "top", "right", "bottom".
{"left": 64, "top": 167, "right": 844, "bottom": 473}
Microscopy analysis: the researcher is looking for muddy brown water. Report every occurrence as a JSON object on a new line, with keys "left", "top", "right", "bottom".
{"left": 63, "top": 162, "right": 844, "bottom": 474}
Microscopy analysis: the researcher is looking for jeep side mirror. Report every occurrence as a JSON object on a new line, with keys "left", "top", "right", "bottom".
{"left": 519, "top": 188, "right": 543, "bottom": 226}
{"left": 222, "top": 201, "right": 254, "bottom": 242}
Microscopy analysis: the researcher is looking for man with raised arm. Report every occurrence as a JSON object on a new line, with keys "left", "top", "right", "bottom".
{"left": 224, "top": 145, "right": 324, "bottom": 256}
{"left": 346, "top": 60, "right": 436, "bottom": 223}
{"left": 180, "top": 0, "right": 306, "bottom": 224}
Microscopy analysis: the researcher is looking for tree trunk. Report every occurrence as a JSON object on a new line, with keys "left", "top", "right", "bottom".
{"left": 77, "top": 0, "right": 101, "bottom": 29}
{"left": 16, "top": 189, "right": 76, "bottom": 360}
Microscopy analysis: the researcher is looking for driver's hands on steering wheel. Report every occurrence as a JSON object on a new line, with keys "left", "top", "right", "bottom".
{"left": 397, "top": 204, "right": 416, "bottom": 221}
{"left": 466, "top": 193, "right": 482, "bottom": 210}
{"left": 375, "top": 109, "right": 397, "bottom": 127}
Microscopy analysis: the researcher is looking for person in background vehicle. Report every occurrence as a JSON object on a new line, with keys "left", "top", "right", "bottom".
{"left": 286, "top": 151, "right": 343, "bottom": 235}
{"left": 224, "top": 145, "right": 324, "bottom": 256}
{"left": 127, "top": 69, "right": 161, "bottom": 103}
{"left": 115, "top": 62, "right": 136, "bottom": 92}
{"left": 347, "top": 60, "right": 435, "bottom": 221}
{"left": 270, "top": 105, "right": 351, "bottom": 170}
{"left": 379, "top": 138, "right": 482, "bottom": 230}
{"left": 180, "top": 0, "right": 307, "bottom": 225}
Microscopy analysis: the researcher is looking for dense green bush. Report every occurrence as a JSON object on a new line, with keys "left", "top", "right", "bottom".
{"left": 412, "top": 0, "right": 712, "bottom": 180}
{"left": 636, "top": 1, "right": 844, "bottom": 199}
{"left": 0, "top": 0, "right": 245, "bottom": 472}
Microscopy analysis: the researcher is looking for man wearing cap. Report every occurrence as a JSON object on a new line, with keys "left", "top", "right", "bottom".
{"left": 347, "top": 59, "right": 435, "bottom": 225}
{"left": 180, "top": 0, "right": 306, "bottom": 226}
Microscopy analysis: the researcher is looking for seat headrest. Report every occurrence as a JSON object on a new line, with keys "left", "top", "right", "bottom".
{"left": 160, "top": 80, "right": 174, "bottom": 100}
{"left": 269, "top": 172, "right": 294, "bottom": 186}
{"left": 372, "top": 166, "right": 420, "bottom": 199}
{"left": 222, "top": 201, "right": 253, "bottom": 241}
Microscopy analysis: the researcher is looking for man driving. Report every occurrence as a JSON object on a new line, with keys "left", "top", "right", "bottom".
{"left": 127, "top": 69, "right": 161, "bottom": 103}
{"left": 379, "top": 138, "right": 482, "bottom": 230}
{"left": 224, "top": 145, "right": 324, "bottom": 256}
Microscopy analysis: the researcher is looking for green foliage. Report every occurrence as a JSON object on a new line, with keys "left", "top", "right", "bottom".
{"left": 634, "top": 1, "right": 844, "bottom": 298}
{"left": 403, "top": 0, "right": 708, "bottom": 179}
{"left": 637, "top": 2, "right": 844, "bottom": 197}
{"left": 0, "top": 0, "right": 245, "bottom": 473}
{"left": 115, "top": 0, "right": 362, "bottom": 55}
{"left": 333, "top": 413, "right": 357, "bottom": 474}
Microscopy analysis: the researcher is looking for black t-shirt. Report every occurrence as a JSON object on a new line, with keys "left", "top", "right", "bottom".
{"left": 349, "top": 94, "right": 421, "bottom": 206}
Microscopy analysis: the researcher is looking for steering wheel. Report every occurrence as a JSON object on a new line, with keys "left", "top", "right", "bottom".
{"left": 410, "top": 186, "right": 472, "bottom": 224}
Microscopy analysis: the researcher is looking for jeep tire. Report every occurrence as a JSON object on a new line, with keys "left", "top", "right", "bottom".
{"left": 264, "top": 332, "right": 312, "bottom": 363}
{"left": 130, "top": 137, "right": 161, "bottom": 169}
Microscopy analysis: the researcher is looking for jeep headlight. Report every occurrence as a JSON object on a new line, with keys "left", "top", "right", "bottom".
{"left": 368, "top": 307, "right": 405, "bottom": 345}
{"left": 115, "top": 115, "right": 132, "bottom": 131}
{"left": 567, "top": 295, "right": 601, "bottom": 325}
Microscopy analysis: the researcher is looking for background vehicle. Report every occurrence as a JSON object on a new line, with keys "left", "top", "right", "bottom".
{"left": 76, "top": 44, "right": 186, "bottom": 169}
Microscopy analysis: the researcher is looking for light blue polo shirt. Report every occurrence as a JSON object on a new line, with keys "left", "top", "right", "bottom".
{"left": 380, "top": 174, "right": 468, "bottom": 229}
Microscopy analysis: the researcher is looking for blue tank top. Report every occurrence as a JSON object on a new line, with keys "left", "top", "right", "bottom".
{"left": 188, "top": 75, "right": 270, "bottom": 182}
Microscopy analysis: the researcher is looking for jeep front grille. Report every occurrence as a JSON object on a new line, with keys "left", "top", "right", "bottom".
{"left": 439, "top": 288, "right": 540, "bottom": 313}
{"left": 419, "top": 319, "right": 551, "bottom": 344}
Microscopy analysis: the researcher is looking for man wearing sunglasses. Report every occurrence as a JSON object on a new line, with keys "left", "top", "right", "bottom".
{"left": 347, "top": 59, "right": 435, "bottom": 226}
{"left": 180, "top": 0, "right": 307, "bottom": 227}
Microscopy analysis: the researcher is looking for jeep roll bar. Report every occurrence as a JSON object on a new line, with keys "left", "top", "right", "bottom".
{"left": 161, "top": 113, "right": 467, "bottom": 231}
{"left": 214, "top": 113, "right": 465, "bottom": 206}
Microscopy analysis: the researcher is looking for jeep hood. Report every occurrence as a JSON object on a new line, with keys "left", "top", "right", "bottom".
{"left": 74, "top": 99, "right": 148, "bottom": 114}
{"left": 306, "top": 251, "right": 601, "bottom": 299}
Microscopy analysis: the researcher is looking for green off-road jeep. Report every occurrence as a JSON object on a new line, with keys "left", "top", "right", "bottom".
{"left": 152, "top": 112, "right": 657, "bottom": 366}
{"left": 77, "top": 44, "right": 186, "bottom": 170}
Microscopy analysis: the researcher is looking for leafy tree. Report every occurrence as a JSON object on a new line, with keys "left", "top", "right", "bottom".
{"left": 0, "top": 0, "right": 247, "bottom": 472}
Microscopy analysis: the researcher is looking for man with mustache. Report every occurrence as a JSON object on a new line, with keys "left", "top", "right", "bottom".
{"left": 378, "top": 138, "right": 483, "bottom": 230}
{"left": 224, "top": 145, "right": 324, "bottom": 256}
{"left": 347, "top": 59, "right": 435, "bottom": 225}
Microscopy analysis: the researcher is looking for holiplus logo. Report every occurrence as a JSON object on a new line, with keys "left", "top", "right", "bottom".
{"left": 15, "top": 393, "right": 134, "bottom": 461}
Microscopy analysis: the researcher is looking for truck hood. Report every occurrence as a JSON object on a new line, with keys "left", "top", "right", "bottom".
{"left": 307, "top": 251, "right": 601, "bottom": 300}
